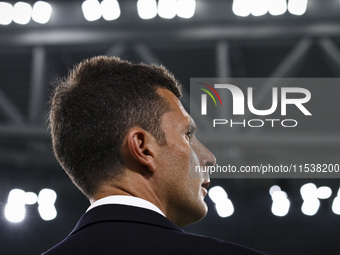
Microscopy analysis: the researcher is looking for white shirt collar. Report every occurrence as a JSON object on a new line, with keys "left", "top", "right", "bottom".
{"left": 86, "top": 195, "right": 166, "bottom": 217}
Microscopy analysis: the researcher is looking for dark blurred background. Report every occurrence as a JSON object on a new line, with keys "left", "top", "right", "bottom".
{"left": 1, "top": 0, "right": 340, "bottom": 254}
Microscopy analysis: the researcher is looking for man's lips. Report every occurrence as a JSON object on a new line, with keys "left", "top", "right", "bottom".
{"left": 201, "top": 181, "right": 210, "bottom": 196}
{"left": 201, "top": 186, "right": 208, "bottom": 196}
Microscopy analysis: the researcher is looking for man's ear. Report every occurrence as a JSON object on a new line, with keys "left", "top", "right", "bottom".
{"left": 126, "top": 127, "right": 157, "bottom": 172}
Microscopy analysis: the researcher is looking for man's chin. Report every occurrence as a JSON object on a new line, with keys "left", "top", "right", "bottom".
{"left": 200, "top": 201, "right": 209, "bottom": 218}
{"left": 172, "top": 200, "right": 208, "bottom": 227}
{"left": 187, "top": 202, "right": 208, "bottom": 226}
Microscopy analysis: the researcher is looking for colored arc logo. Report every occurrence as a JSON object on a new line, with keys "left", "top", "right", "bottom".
{"left": 197, "top": 82, "right": 222, "bottom": 106}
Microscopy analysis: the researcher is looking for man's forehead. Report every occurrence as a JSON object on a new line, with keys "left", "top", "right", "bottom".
{"left": 157, "top": 87, "right": 189, "bottom": 118}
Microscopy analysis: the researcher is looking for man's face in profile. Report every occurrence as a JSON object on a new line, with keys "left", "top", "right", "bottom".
{"left": 155, "top": 88, "right": 215, "bottom": 227}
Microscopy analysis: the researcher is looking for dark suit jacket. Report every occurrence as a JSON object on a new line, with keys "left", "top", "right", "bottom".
{"left": 42, "top": 204, "right": 266, "bottom": 255}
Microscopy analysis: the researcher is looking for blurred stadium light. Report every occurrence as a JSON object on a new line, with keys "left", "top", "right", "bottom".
{"left": 270, "top": 185, "right": 290, "bottom": 217}
{"left": 4, "top": 188, "right": 57, "bottom": 223}
{"left": 0, "top": 2, "right": 13, "bottom": 25}
{"left": 13, "top": 2, "right": 32, "bottom": 25}
{"left": 317, "top": 186, "right": 332, "bottom": 199}
{"left": 101, "top": 0, "right": 120, "bottom": 21}
{"left": 300, "top": 183, "right": 320, "bottom": 216}
{"left": 158, "top": 0, "right": 177, "bottom": 19}
{"left": 32, "top": 1, "right": 52, "bottom": 24}
{"left": 137, "top": 0, "right": 157, "bottom": 19}
{"left": 288, "top": 0, "right": 308, "bottom": 16}
{"left": 232, "top": 0, "right": 307, "bottom": 17}
{"left": 25, "top": 192, "right": 38, "bottom": 205}
{"left": 176, "top": 0, "right": 196, "bottom": 19}
{"left": 232, "top": 0, "right": 251, "bottom": 17}
{"left": 38, "top": 189, "right": 57, "bottom": 221}
{"left": 82, "top": 0, "right": 120, "bottom": 21}
{"left": 209, "top": 186, "right": 234, "bottom": 217}
{"left": 269, "top": 0, "right": 287, "bottom": 16}
{"left": 251, "top": 0, "right": 269, "bottom": 17}
{"left": 4, "top": 189, "right": 26, "bottom": 223}
{"left": 332, "top": 188, "right": 340, "bottom": 215}
{"left": 82, "top": 0, "right": 102, "bottom": 21}
{"left": 0, "top": 1, "right": 52, "bottom": 25}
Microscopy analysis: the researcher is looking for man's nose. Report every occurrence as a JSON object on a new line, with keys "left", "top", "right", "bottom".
{"left": 195, "top": 138, "right": 216, "bottom": 167}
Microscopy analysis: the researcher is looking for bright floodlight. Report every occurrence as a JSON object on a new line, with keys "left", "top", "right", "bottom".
{"left": 332, "top": 196, "right": 340, "bottom": 215}
{"left": 232, "top": 0, "right": 251, "bottom": 17}
{"left": 209, "top": 186, "right": 234, "bottom": 218}
{"left": 250, "top": 0, "right": 268, "bottom": 17}
{"left": 158, "top": 0, "right": 176, "bottom": 19}
{"left": 25, "top": 192, "right": 38, "bottom": 205}
{"left": 32, "top": 1, "right": 52, "bottom": 24}
{"left": 271, "top": 190, "right": 290, "bottom": 217}
{"left": 301, "top": 199, "right": 320, "bottom": 216}
{"left": 268, "top": 0, "right": 287, "bottom": 16}
{"left": 38, "top": 204, "right": 57, "bottom": 221}
{"left": 208, "top": 186, "right": 228, "bottom": 204}
{"left": 8, "top": 189, "right": 26, "bottom": 204}
{"left": 176, "top": 0, "right": 196, "bottom": 19}
{"left": 317, "top": 186, "right": 332, "bottom": 199}
{"left": 300, "top": 183, "right": 320, "bottom": 216}
{"left": 137, "top": 0, "right": 157, "bottom": 19}
{"left": 0, "top": 2, "right": 13, "bottom": 25}
{"left": 5, "top": 189, "right": 26, "bottom": 223}
{"left": 215, "top": 199, "right": 234, "bottom": 217}
{"left": 37, "top": 189, "right": 57, "bottom": 221}
{"left": 331, "top": 187, "right": 340, "bottom": 215}
{"left": 101, "top": 0, "right": 120, "bottom": 21}
{"left": 300, "top": 183, "right": 317, "bottom": 201}
{"left": 5, "top": 203, "right": 26, "bottom": 223}
{"left": 288, "top": 0, "right": 308, "bottom": 16}
{"left": 13, "top": 2, "right": 32, "bottom": 25}
{"left": 38, "top": 189, "right": 57, "bottom": 205}
{"left": 82, "top": 0, "right": 101, "bottom": 21}
{"left": 269, "top": 185, "right": 281, "bottom": 196}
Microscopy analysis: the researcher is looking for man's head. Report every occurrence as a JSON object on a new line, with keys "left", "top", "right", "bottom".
{"left": 49, "top": 56, "right": 215, "bottom": 227}
{"left": 49, "top": 56, "right": 181, "bottom": 197}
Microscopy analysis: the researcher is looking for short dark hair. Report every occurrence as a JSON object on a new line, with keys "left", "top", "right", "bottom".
{"left": 49, "top": 56, "right": 182, "bottom": 197}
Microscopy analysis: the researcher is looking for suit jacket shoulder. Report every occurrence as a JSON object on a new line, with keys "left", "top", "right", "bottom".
{"left": 42, "top": 204, "right": 266, "bottom": 255}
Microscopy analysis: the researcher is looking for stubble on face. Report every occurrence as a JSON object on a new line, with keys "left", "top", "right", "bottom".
{"left": 155, "top": 88, "right": 210, "bottom": 227}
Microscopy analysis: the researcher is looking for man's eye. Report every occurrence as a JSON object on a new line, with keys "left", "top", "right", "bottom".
{"left": 186, "top": 130, "right": 191, "bottom": 140}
